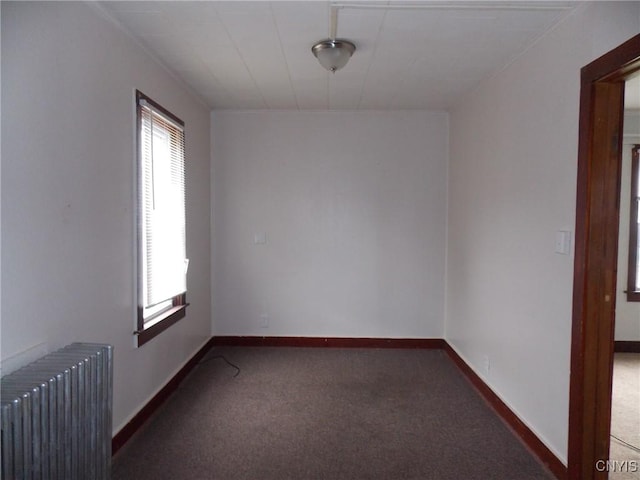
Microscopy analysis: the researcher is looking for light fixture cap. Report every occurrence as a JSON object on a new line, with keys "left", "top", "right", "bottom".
{"left": 311, "top": 39, "right": 356, "bottom": 73}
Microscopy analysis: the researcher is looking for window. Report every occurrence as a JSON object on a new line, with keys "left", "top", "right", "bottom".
{"left": 135, "top": 90, "right": 188, "bottom": 346}
{"left": 627, "top": 145, "right": 640, "bottom": 302}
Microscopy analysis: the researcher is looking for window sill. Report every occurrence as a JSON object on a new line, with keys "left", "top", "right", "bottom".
{"left": 626, "top": 291, "right": 640, "bottom": 302}
{"left": 136, "top": 304, "right": 189, "bottom": 347}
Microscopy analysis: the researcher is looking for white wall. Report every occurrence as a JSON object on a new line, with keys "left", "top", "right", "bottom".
{"left": 1, "top": 2, "right": 211, "bottom": 434}
{"left": 447, "top": 2, "right": 640, "bottom": 464}
{"left": 211, "top": 111, "right": 447, "bottom": 338}
{"left": 616, "top": 112, "right": 640, "bottom": 341}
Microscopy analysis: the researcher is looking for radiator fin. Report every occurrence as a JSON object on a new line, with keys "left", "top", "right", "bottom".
{"left": 1, "top": 343, "right": 113, "bottom": 480}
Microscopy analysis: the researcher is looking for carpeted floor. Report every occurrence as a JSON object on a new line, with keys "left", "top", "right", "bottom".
{"left": 112, "top": 347, "right": 555, "bottom": 480}
{"left": 610, "top": 353, "right": 640, "bottom": 480}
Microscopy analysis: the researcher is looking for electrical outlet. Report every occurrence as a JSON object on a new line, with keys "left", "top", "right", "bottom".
{"left": 254, "top": 232, "right": 267, "bottom": 245}
{"left": 259, "top": 314, "right": 269, "bottom": 328}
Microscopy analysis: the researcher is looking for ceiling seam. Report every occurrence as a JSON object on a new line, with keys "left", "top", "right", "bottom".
{"left": 211, "top": 4, "right": 270, "bottom": 109}
{"left": 448, "top": 1, "right": 585, "bottom": 112}
{"left": 269, "top": 3, "right": 300, "bottom": 110}
{"left": 333, "top": 1, "right": 574, "bottom": 11}
{"left": 356, "top": 8, "right": 388, "bottom": 109}
{"left": 87, "top": 1, "right": 210, "bottom": 109}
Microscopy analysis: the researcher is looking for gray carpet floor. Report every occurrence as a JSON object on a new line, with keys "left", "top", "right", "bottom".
{"left": 112, "top": 347, "right": 555, "bottom": 480}
{"left": 610, "top": 353, "right": 640, "bottom": 480}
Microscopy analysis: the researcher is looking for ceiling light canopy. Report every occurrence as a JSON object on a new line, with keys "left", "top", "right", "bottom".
{"left": 311, "top": 39, "right": 356, "bottom": 73}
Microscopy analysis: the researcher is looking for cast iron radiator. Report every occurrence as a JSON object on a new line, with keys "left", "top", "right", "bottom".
{"left": 1, "top": 343, "right": 113, "bottom": 479}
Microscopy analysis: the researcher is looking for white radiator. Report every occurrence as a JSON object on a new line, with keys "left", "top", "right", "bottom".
{"left": 1, "top": 343, "right": 113, "bottom": 479}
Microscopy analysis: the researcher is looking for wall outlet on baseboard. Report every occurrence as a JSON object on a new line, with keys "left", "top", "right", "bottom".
{"left": 259, "top": 314, "right": 269, "bottom": 328}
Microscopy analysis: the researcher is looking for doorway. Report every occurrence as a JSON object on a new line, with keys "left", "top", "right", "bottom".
{"left": 568, "top": 34, "right": 640, "bottom": 480}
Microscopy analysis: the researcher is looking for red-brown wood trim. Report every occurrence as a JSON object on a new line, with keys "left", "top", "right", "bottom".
{"left": 112, "top": 336, "right": 215, "bottom": 455}
{"left": 627, "top": 146, "right": 640, "bottom": 302}
{"left": 614, "top": 340, "right": 640, "bottom": 353}
{"left": 135, "top": 302, "right": 188, "bottom": 347}
{"left": 581, "top": 34, "right": 640, "bottom": 83}
{"left": 568, "top": 53, "right": 592, "bottom": 480}
{"left": 136, "top": 89, "right": 184, "bottom": 127}
{"left": 443, "top": 343, "right": 567, "bottom": 480}
{"left": 569, "top": 80, "right": 624, "bottom": 480}
{"left": 568, "top": 33, "right": 640, "bottom": 480}
{"left": 211, "top": 336, "right": 446, "bottom": 349}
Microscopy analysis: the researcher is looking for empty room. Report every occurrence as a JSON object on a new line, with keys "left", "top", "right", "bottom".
{"left": 1, "top": 1, "right": 639, "bottom": 479}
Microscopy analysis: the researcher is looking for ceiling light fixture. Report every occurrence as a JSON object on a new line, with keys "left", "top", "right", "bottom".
{"left": 311, "top": 39, "right": 356, "bottom": 73}
{"left": 312, "top": 6, "right": 355, "bottom": 73}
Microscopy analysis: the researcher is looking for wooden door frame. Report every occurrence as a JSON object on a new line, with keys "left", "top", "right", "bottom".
{"left": 568, "top": 33, "right": 640, "bottom": 480}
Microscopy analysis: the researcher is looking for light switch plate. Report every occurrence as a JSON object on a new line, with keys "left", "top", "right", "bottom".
{"left": 555, "top": 230, "right": 572, "bottom": 255}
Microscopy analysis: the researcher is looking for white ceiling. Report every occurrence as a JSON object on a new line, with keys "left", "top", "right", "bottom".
{"left": 98, "top": 1, "right": 580, "bottom": 110}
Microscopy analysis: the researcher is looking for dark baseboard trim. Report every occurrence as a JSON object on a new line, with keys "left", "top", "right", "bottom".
{"left": 614, "top": 340, "right": 640, "bottom": 352}
{"left": 112, "top": 335, "right": 567, "bottom": 480}
{"left": 443, "top": 343, "right": 567, "bottom": 480}
{"left": 211, "top": 335, "right": 446, "bottom": 349}
{"left": 111, "top": 336, "right": 216, "bottom": 455}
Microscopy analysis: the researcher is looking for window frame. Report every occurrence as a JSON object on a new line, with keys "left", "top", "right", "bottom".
{"left": 627, "top": 144, "right": 640, "bottom": 302}
{"left": 135, "top": 90, "right": 188, "bottom": 346}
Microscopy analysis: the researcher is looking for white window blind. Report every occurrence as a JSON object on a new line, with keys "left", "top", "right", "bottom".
{"left": 138, "top": 97, "right": 187, "bottom": 314}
